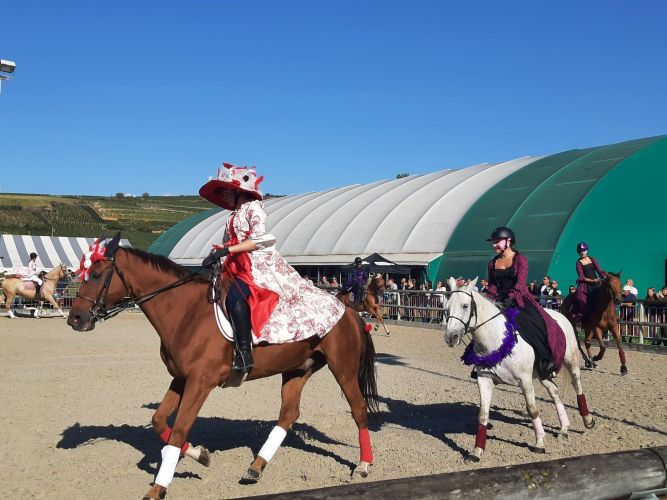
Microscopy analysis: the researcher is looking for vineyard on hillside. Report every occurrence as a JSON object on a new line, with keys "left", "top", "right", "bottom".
{"left": 0, "top": 194, "right": 214, "bottom": 250}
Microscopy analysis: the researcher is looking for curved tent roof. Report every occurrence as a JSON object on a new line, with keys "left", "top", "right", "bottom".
{"left": 151, "top": 134, "right": 667, "bottom": 289}
{"left": 150, "top": 156, "right": 538, "bottom": 266}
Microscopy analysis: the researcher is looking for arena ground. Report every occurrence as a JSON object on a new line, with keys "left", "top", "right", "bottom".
{"left": 1, "top": 314, "right": 666, "bottom": 499}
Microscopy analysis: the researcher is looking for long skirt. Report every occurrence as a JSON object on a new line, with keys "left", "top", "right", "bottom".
{"left": 516, "top": 301, "right": 552, "bottom": 362}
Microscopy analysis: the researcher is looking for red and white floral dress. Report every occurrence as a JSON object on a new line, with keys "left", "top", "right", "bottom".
{"left": 220, "top": 200, "right": 346, "bottom": 344}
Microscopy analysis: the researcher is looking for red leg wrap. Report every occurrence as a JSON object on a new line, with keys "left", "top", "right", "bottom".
{"left": 577, "top": 394, "right": 590, "bottom": 417}
{"left": 159, "top": 427, "right": 171, "bottom": 443}
{"left": 619, "top": 349, "right": 626, "bottom": 365}
{"left": 474, "top": 424, "right": 487, "bottom": 450}
{"left": 359, "top": 428, "right": 373, "bottom": 463}
{"left": 158, "top": 426, "right": 189, "bottom": 454}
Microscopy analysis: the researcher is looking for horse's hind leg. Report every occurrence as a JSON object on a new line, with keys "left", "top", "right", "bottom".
{"left": 519, "top": 377, "right": 546, "bottom": 454}
{"left": 150, "top": 378, "right": 211, "bottom": 467}
{"left": 563, "top": 353, "right": 595, "bottom": 429}
{"left": 325, "top": 346, "right": 373, "bottom": 477}
{"left": 4, "top": 291, "right": 16, "bottom": 319}
{"left": 466, "top": 375, "right": 494, "bottom": 463}
{"left": 242, "top": 366, "right": 321, "bottom": 484}
{"left": 539, "top": 378, "right": 569, "bottom": 439}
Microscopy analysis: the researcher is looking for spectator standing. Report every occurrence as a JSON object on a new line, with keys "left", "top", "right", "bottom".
{"left": 480, "top": 278, "right": 489, "bottom": 295}
{"left": 528, "top": 280, "right": 540, "bottom": 299}
{"left": 624, "top": 278, "right": 638, "bottom": 296}
{"left": 539, "top": 276, "right": 551, "bottom": 306}
{"left": 320, "top": 276, "right": 330, "bottom": 288}
{"left": 645, "top": 288, "right": 659, "bottom": 342}
{"left": 620, "top": 285, "right": 638, "bottom": 340}
{"left": 547, "top": 280, "right": 562, "bottom": 309}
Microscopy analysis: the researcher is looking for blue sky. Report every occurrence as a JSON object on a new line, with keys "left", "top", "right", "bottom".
{"left": 1, "top": 1, "right": 666, "bottom": 197}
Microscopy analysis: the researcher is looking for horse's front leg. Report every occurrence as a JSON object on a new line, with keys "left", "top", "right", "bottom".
{"left": 609, "top": 321, "right": 628, "bottom": 376}
{"left": 584, "top": 328, "right": 596, "bottom": 368}
{"left": 43, "top": 293, "right": 66, "bottom": 317}
{"left": 144, "top": 376, "right": 216, "bottom": 500}
{"left": 151, "top": 378, "right": 210, "bottom": 467}
{"left": 242, "top": 368, "right": 318, "bottom": 484}
{"left": 592, "top": 326, "right": 606, "bottom": 362}
{"left": 466, "top": 375, "right": 494, "bottom": 463}
{"left": 370, "top": 303, "right": 390, "bottom": 336}
{"left": 519, "top": 377, "right": 545, "bottom": 454}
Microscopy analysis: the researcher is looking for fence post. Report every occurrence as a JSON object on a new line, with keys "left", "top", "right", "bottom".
{"left": 396, "top": 293, "right": 401, "bottom": 321}
{"left": 638, "top": 303, "right": 645, "bottom": 344}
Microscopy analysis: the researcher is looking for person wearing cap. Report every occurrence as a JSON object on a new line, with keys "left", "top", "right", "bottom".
{"left": 343, "top": 257, "right": 369, "bottom": 309}
{"left": 199, "top": 163, "right": 346, "bottom": 375}
{"left": 484, "top": 226, "right": 565, "bottom": 380}
{"left": 574, "top": 242, "right": 606, "bottom": 321}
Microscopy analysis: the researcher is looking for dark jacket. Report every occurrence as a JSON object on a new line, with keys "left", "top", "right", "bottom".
{"left": 486, "top": 253, "right": 566, "bottom": 372}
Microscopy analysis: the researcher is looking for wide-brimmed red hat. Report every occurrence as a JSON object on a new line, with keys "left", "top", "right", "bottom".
{"left": 199, "top": 163, "right": 264, "bottom": 210}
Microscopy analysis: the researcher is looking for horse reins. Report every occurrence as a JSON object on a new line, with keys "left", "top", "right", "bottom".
{"left": 77, "top": 257, "right": 203, "bottom": 322}
{"left": 446, "top": 290, "right": 507, "bottom": 340}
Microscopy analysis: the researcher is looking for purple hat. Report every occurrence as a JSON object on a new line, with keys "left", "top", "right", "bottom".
{"left": 576, "top": 242, "right": 589, "bottom": 254}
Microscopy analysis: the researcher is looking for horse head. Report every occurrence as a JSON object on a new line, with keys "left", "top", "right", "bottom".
{"left": 444, "top": 276, "right": 478, "bottom": 347}
{"left": 605, "top": 271, "right": 623, "bottom": 305}
{"left": 68, "top": 233, "right": 125, "bottom": 332}
{"left": 369, "top": 274, "right": 385, "bottom": 293}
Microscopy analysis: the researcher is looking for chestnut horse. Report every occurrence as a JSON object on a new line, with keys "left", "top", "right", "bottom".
{"left": 561, "top": 272, "right": 627, "bottom": 375}
{"left": 337, "top": 273, "right": 390, "bottom": 335}
{"left": 67, "top": 236, "right": 378, "bottom": 500}
{"left": 1, "top": 264, "right": 69, "bottom": 319}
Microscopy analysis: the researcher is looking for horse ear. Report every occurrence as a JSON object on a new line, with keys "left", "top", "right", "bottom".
{"left": 468, "top": 276, "right": 479, "bottom": 289}
{"left": 448, "top": 276, "right": 457, "bottom": 291}
{"left": 105, "top": 232, "right": 122, "bottom": 258}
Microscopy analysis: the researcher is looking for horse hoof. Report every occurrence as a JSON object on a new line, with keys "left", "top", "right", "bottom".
{"left": 529, "top": 446, "right": 546, "bottom": 454}
{"left": 557, "top": 432, "right": 569, "bottom": 440}
{"left": 592, "top": 354, "right": 603, "bottom": 362}
{"left": 197, "top": 447, "right": 211, "bottom": 467}
{"left": 585, "top": 418, "right": 596, "bottom": 429}
{"left": 464, "top": 453, "right": 481, "bottom": 463}
{"left": 620, "top": 366, "right": 628, "bottom": 376}
{"left": 239, "top": 468, "right": 262, "bottom": 484}
{"left": 374, "top": 325, "right": 379, "bottom": 331}
{"left": 352, "top": 461, "right": 371, "bottom": 478}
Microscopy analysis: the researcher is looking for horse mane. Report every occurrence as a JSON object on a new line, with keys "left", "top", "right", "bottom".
{"left": 121, "top": 247, "right": 209, "bottom": 283}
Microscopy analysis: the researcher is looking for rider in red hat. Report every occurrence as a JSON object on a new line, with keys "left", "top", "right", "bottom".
{"left": 199, "top": 163, "right": 346, "bottom": 376}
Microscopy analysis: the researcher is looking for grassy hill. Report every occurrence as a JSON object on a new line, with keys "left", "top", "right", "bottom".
{"left": 0, "top": 193, "right": 214, "bottom": 250}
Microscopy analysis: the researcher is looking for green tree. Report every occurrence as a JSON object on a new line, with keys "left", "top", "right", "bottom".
{"left": 396, "top": 172, "right": 410, "bottom": 179}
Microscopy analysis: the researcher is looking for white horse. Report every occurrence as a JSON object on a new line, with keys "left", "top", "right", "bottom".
{"left": 443, "top": 277, "right": 595, "bottom": 463}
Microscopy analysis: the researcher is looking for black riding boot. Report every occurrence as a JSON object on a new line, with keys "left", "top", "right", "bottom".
{"left": 536, "top": 358, "right": 556, "bottom": 380}
{"left": 229, "top": 300, "right": 254, "bottom": 374}
{"left": 35, "top": 282, "right": 42, "bottom": 301}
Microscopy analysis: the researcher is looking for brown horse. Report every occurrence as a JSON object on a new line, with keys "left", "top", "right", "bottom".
{"left": 67, "top": 236, "right": 378, "bottom": 500}
{"left": 1, "top": 264, "right": 69, "bottom": 319}
{"left": 561, "top": 272, "right": 627, "bottom": 375}
{"left": 337, "top": 273, "right": 391, "bottom": 335}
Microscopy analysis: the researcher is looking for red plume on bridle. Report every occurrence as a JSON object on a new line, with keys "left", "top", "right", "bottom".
{"left": 75, "top": 238, "right": 108, "bottom": 282}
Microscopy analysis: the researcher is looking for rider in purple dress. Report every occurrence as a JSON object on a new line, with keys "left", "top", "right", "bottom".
{"left": 574, "top": 242, "right": 606, "bottom": 322}
{"left": 484, "top": 227, "right": 566, "bottom": 380}
{"left": 343, "top": 257, "right": 369, "bottom": 308}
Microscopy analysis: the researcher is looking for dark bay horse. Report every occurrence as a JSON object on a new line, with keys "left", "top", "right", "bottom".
{"left": 337, "top": 273, "right": 391, "bottom": 335}
{"left": 67, "top": 236, "right": 378, "bottom": 500}
{"left": 561, "top": 272, "right": 627, "bottom": 375}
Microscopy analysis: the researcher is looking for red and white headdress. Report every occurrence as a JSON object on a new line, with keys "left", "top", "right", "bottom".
{"left": 75, "top": 238, "right": 108, "bottom": 282}
{"left": 199, "top": 163, "right": 264, "bottom": 210}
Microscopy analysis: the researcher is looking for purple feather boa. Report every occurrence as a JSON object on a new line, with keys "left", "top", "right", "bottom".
{"left": 462, "top": 307, "right": 520, "bottom": 368}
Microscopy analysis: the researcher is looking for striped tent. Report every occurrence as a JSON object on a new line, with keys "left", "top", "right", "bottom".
{"left": 0, "top": 234, "right": 132, "bottom": 272}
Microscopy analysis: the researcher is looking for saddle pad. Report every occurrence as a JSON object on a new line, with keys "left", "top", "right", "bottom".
{"left": 214, "top": 303, "right": 234, "bottom": 343}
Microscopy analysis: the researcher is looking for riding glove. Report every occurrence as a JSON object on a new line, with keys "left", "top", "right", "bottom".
{"left": 500, "top": 296, "right": 516, "bottom": 309}
{"left": 202, "top": 247, "right": 230, "bottom": 268}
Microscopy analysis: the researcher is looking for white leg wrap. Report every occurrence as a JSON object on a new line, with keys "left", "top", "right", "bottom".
{"left": 532, "top": 416, "right": 546, "bottom": 440}
{"left": 184, "top": 445, "right": 201, "bottom": 461}
{"left": 258, "top": 426, "right": 287, "bottom": 463}
{"left": 155, "top": 445, "right": 181, "bottom": 488}
{"left": 556, "top": 402, "right": 570, "bottom": 428}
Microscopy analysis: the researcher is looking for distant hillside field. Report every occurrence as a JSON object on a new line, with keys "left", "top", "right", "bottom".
{"left": 0, "top": 193, "right": 214, "bottom": 250}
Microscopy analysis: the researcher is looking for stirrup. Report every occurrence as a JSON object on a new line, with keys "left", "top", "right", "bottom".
{"left": 232, "top": 351, "right": 253, "bottom": 374}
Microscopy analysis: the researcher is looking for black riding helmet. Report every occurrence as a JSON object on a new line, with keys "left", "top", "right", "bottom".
{"left": 354, "top": 257, "right": 363, "bottom": 265}
{"left": 486, "top": 226, "right": 516, "bottom": 244}
{"left": 29, "top": 252, "right": 38, "bottom": 260}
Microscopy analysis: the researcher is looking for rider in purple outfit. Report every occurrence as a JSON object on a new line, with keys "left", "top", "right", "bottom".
{"left": 574, "top": 242, "right": 606, "bottom": 321}
{"left": 484, "top": 227, "right": 566, "bottom": 379}
{"left": 343, "top": 257, "right": 369, "bottom": 308}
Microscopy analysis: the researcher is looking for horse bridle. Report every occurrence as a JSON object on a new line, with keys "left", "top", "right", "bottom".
{"left": 76, "top": 257, "right": 199, "bottom": 322}
{"left": 446, "top": 290, "right": 506, "bottom": 337}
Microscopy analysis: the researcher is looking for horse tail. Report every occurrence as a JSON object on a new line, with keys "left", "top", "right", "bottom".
{"left": 356, "top": 315, "right": 380, "bottom": 415}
